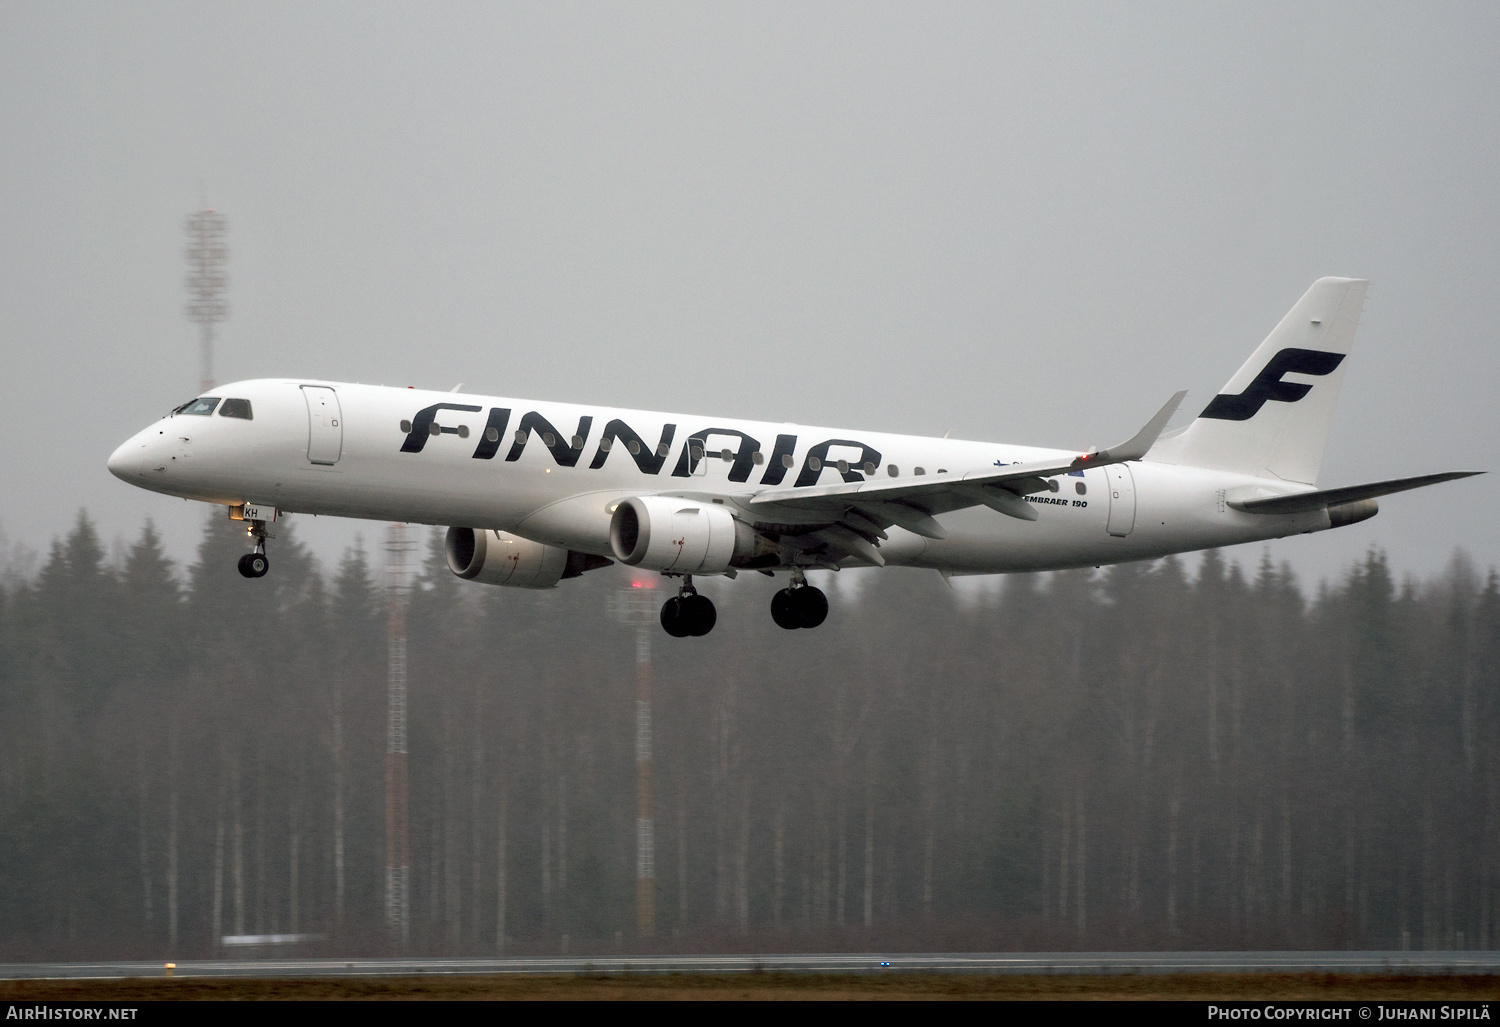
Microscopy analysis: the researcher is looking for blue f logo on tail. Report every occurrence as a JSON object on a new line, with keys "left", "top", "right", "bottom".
{"left": 1199, "top": 348, "right": 1345, "bottom": 421}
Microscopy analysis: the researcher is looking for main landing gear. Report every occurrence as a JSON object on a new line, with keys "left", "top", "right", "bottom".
{"left": 661, "top": 576, "right": 716, "bottom": 637}
{"left": 237, "top": 520, "right": 271, "bottom": 579}
{"left": 658, "top": 570, "right": 828, "bottom": 636}
{"left": 770, "top": 571, "right": 828, "bottom": 630}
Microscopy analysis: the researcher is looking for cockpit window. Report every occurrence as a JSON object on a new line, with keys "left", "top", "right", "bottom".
{"left": 219, "top": 398, "right": 253, "bottom": 420}
{"left": 173, "top": 397, "right": 221, "bottom": 416}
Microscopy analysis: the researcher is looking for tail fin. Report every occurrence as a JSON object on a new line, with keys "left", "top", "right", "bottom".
{"left": 1151, "top": 277, "right": 1368, "bottom": 485}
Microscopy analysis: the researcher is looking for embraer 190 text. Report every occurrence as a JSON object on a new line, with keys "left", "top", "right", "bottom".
{"left": 109, "top": 278, "right": 1481, "bottom": 636}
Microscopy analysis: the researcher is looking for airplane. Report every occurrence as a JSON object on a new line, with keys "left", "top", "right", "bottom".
{"left": 108, "top": 278, "right": 1480, "bottom": 636}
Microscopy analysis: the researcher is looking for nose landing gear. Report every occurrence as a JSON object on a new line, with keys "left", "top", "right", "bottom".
{"left": 237, "top": 552, "right": 269, "bottom": 578}
{"left": 661, "top": 576, "right": 716, "bottom": 637}
{"left": 771, "top": 571, "right": 828, "bottom": 630}
{"left": 237, "top": 520, "right": 272, "bottom": 579}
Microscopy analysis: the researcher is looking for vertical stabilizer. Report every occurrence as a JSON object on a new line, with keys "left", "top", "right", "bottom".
{"left": 1151, "top": 277, "right": 1367, "bottom": 485}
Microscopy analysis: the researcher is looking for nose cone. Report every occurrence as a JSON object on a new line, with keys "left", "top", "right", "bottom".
{"left": 108, "top": 431, "right": 152, "bottom": 482}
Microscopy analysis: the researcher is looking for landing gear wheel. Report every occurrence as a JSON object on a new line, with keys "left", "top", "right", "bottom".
{"left": 771, "top": 585, "right": 828, "bottom": 629}
{"left": 793, "top": 585, "right": 828, "bottom": 628}
{"left": 239, "top": 517, "right": 273, "bottom": 579}
{"left": 238, "top": 552, "right": 269, "bottom": 579}
{"left": 661, "top": 592, "right": 717, "bottom": 636}
{"left": 771, "top": 588, "right": 801, "bottom": 629}
{"left": 660, "top": 596, "right": 691, "bottom": 637}
{"left": 682, "top": 593, "right": 716, "bottom": 636}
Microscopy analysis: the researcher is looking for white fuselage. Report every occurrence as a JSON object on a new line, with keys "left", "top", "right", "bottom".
{"left": 108, "top": 379, "right": 1328, "bottom": 574}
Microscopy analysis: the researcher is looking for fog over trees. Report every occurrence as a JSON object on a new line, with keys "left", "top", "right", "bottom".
{"left": 1, "top": 511, "right": 1496, "bottom": 958}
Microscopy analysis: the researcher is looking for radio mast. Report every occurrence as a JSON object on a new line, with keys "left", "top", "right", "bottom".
{"left": 384, "top": 523, "right": 412, "bottom": 949}
{"left": 183, "top": 207, "right": 228, "bottom": 394}
{"left": 610, "top": 581, "right": 659, "bottom": 938}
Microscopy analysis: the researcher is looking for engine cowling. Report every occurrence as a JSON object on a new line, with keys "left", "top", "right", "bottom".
{"left": 609, "top": 496, "right": 758, "bottom": 574}
{"left": 1327, "top": 498, "right": 1378, "bottom": 529}
{"left": 445, "top": 527, "right": 602, "bottom": 589}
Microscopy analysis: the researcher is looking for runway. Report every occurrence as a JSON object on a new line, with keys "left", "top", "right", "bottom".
{"left": 4, "top": 951, "right": 1499, "bottom": 981}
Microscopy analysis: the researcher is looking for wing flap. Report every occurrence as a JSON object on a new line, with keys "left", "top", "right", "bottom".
{"left": 860, "top": 501, "right": 948, "bottom": 539}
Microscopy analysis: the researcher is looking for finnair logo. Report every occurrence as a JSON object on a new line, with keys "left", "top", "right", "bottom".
{"left": 397, "top": 402, "right": 883, "bottom": 488}
{"left": 1199, "top": 348, "right": 1345, "bottom": 422}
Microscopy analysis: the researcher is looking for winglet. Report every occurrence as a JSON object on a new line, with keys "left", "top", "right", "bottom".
{"left": 1072, "top": 390, "right": 1187, "bottom": 469}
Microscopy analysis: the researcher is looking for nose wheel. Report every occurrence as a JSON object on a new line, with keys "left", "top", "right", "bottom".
{"left": 237, "top": 519, "right": 272, "bottom": 579}
{"left": 771, "top": 581, "right": 827, "bottom": 630}
{"left": 237, "top": 552, "right": 270, "bottom": 578}
{"left": 661, "top": 577, "right": 716, "bottom": 637}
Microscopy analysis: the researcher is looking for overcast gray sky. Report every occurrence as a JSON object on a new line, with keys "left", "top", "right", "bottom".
{"left": 1, "top": 2, "right": 1495, "bottom": 589}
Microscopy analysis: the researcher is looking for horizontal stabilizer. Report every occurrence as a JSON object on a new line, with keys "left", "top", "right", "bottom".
{"left": 1231, "top": 470, "right": 1484, "bottom": 514}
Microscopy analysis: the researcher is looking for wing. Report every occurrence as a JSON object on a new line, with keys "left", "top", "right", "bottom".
{"left": 744, "top": 391, "right": 1187, "bottom": 565}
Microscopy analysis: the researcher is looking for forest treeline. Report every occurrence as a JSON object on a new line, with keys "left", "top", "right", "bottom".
{"left": 0, "top": 511, "right": 1496, "bottom": 958}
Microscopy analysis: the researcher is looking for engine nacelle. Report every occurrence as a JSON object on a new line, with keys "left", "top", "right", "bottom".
{"left": 609, "top": 496, "right": 758, "bottom": 574}
{"left": 446, "top": 527, "right": 611, "bottom": 589}
{"left": 1327, "top": 498, "right": 1378, "bottom": 529}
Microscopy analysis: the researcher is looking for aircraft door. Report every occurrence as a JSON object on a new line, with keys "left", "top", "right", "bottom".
{"left": 302, "top": 386, "right": 343, "bottom": 465}
{"left": 1106, "top": 464, "right": 1136, "bottom": 537}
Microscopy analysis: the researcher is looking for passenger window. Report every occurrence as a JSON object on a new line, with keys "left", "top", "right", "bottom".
{"left": 173, "top": 397, "right": 220, "bottom": 416}
{"left": 219, "top": 398, "right": 253, "bottom": 420}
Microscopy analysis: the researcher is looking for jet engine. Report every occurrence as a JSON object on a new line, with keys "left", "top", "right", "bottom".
{"left": 609, "top": 496, "right": 762, "bottom": 574}
{"left": 1326, "top": 498, "right": 1378, "bottom": 529}
{"left": 445, "top": 527, "right": 611, "bottom": 589}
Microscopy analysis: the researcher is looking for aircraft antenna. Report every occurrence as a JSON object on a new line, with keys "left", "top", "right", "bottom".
{"left": 384, "top": 522, "right": 413, "bottom": 949}
{"left": 183, "top": 206, "right": 228, "bottom": 395}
